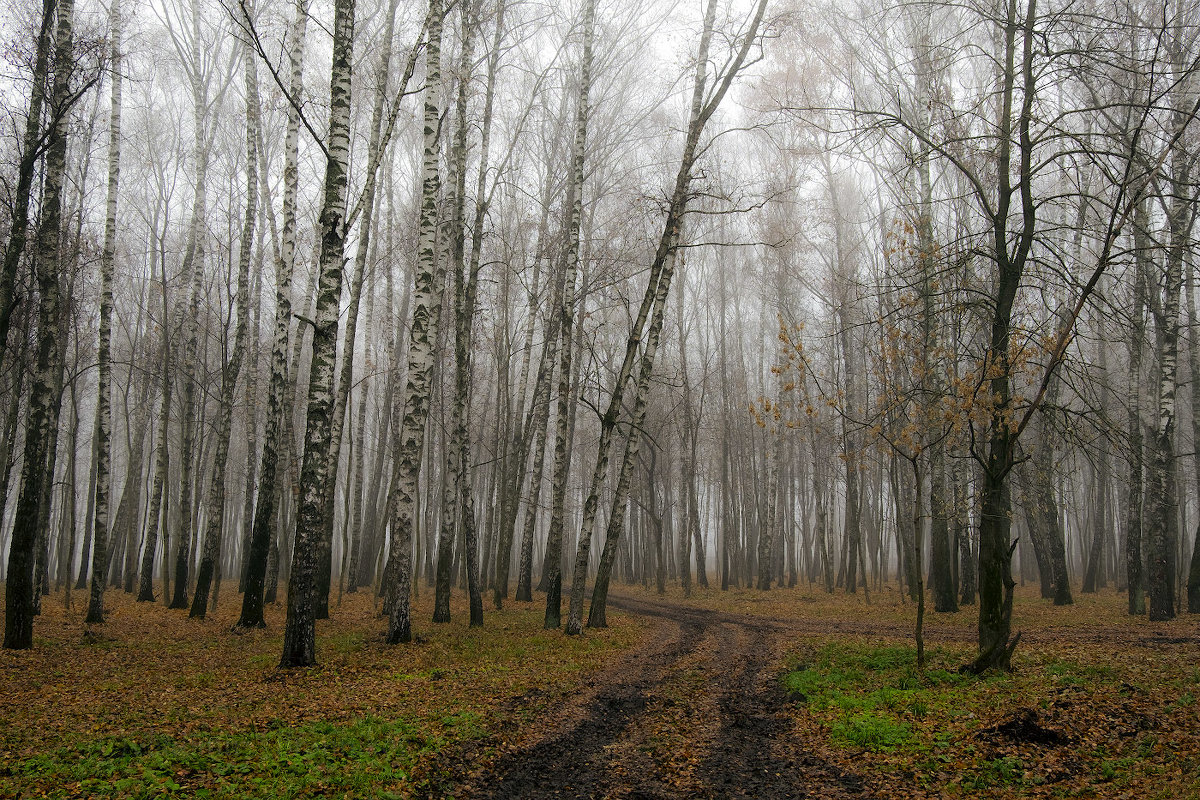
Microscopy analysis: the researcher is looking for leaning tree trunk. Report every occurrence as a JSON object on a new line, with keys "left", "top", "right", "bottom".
{"left": 3, "top": 0, "right": 75, "bottom": 650}
{"left": 278, "top": 0, "right": 355, "bottom": 668}
{"left": 190, "top": 18, "right": 258, "bottom": 619}
{"left": 588, "top": 241, "right": 679, "bottom": 628}
{"left": 570, "top": 0, "right": 768, "bottom": 633}
{"left": 85, "top": 0, "right": 123, "bottom": 624}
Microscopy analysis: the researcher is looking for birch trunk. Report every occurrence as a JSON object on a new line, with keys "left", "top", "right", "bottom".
{"left": 385, "top": 0, "right": 443, "bottom": 645}
{"left": 588, "top": 239, "right": 682, "bottom": 627}
{"left": 279, "top": 0, "right": 354, "bottom": 667}
{"left": 0, "top": 0, "right": 55, "bottom": 368}
{"left": 1187, "top": 257, "right": 1200, "bottom": 611}
{"left": 138, "top": 253, "right": 176, "bottom": 603}
{"left": 1147, "top": 222, "right": 1185, "bottom": 622}
{"left": 117, "top": 384, "right": 151, "bottom": 594}
{"left": 169, "top": 25, "right": 214, "bottom": 609}
{"left": 1126, "top": 203, "right": 1149, "bottom": 615}
{"left": 567, "top": 0, "right": 768, "bottom": 633}
{"left": 190, "top": 17, "right": 258, "bottom": 618}
{"left": 547, "top": 0, "right": 597, "bottom": 632}
{"left": 433, "top": 0, "right": 477, "bottom": 623}
{"left": 238, "top": 0, "right": 308, "bottom": 629}
{"left": 317, "top": 0, "right": 403, "bottom": 620}
{"left": 3, "top": 0, "right": 75, "bottom": 649}
{"left": 450, "top": 0, "right": 495, "bottom": 624}
{"left": 85, "top": 0, "right": 123, "bottom": 623}
{"left": 676, "top": 273, "right": 705, "bottom": 593}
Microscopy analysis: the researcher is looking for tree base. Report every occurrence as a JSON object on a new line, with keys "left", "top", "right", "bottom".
{"left": 962, "top": 631, "right": 1022, "bottom": 675}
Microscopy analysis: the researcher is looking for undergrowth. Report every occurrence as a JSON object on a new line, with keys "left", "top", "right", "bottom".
{"left": 779, "top": 633, "right": 1200, "bottom": 798}
{"left": 0, "top": 590, "right": 640, "bottom": 799}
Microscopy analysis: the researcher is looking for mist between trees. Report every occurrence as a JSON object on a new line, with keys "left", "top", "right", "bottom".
{"left": 1, "top": 0, "right": 1198, "bottom": 670}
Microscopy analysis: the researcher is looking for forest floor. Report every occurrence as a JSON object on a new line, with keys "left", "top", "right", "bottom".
{"left": 1, "top": 581, "right": 1198, "bottom": 799}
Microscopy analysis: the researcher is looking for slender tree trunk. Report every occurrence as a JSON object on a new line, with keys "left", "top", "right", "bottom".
{"left": 279, "top": 0, "right": 355, "bottom": 668}
{"left": 1146, "top": 124, "right": 1189, "bottom": 621}
{"left": 318, "top": 0, "right": 406, "bottom": 621}
{"left": 169, "top": 24, "right": 215, "bottom": 609}
{"left": 551, "top": 0, "right": 598, "bottom": 634}
{"left": 3, "top": 0, "right": 75, "bottom": 650}
{"left": 0, "top": 0, "right": 55, "bottom": 369}
{"left": 967, "top": 0, "right": 1037, "bottom": 673}
{"left": 574, "top": 0, "right": 767, "bottom": 632}
{"left": 1083, "top": 341, "right": 1112, "bottom": 594}
{"left": 138, "top": 262, "right": 176, "bottom": 603}
{"left": 386, "top": 0, "right": 443, "bottom": 645}
{"left": 433, "top": 0, "right": 478, "bottom": 622}
{"left": 756, "top": 449, "right": 778, "bottom": 591}
{"left": 238, "top": 0, "right": 308, "bottom": 629}
{"left": 118, "top": 389, "right": 151, "bottom": 594}
{"left": 588, "top": 240, "right": 679, "bottom": 627}
{"left": 954, "top": 459, "right": 975, "bottom": 604}
{"left": 85, "top": 0, "right": 124, "bottom": 624}
{"left": 1126, "top": 204, "right": 1149, "bottom": 615}
{"left": 1187, "top": 257, "right": 1200, "bottom": 611}
{"left": 191, "top": 17, "right": 258, "bottom": 618}
{"left": 676, "top": 276, "right": 706, "bottom": 592}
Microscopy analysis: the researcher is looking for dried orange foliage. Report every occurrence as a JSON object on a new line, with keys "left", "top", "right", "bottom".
{"left": 3, "top": 583, "right": 1197, "bottom": 799}
{"left": 0, "top": 588, "right": 641, "bottom": 798}
{"left": 623, "top": 583, "right": 1200, "bottom": 799}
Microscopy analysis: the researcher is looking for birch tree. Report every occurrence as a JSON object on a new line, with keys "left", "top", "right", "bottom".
{"left": 279, "top": 0, "right": 355, "bottom": 668}
{"left": 85, "top": 0, "right": 125, "bottom": 624}
{"left": 4, "top": 0, "right": 78, "bottom": 649}
{"left": 571, "top": 0, "right": 770, "bottom": 633}
{"left": 190, "top": 3, "right": 259, "bottom": 619}
{"left": 237, "top": 0, "right": 307, "bottom": 629}
{"left": 385, "top": 0, "right": 444, "bottom": 646}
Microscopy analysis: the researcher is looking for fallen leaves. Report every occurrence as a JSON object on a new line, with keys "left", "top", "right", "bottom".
{"left": 0, "top": 588, "right": 640, "bottom": 799}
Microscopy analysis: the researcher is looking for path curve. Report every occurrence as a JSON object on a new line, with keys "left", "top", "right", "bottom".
{"left": 454, "top": 594, "right": 873, "bottom": 799}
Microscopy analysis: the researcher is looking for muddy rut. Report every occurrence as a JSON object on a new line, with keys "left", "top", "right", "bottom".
{"left": 445, "top": 595, "right": 872, "bottom": 799}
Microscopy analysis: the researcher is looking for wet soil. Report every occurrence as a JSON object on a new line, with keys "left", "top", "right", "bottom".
{"left": 436, "top": 594, "right": 874, "bottom": 799}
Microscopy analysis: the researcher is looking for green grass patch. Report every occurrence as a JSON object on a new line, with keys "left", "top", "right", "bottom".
{"left": 959, "top": 755, "right": 1026, "bottom": 790}
{"left": 782, "top": 642, "right": 958, "bottom": 753}
{"left": 830, "top": 712, "right": 912, "bottom": 750}
{"left": 780, "top": 635, "right": 1200, "bottom": 797}
{"left": 3, "top": 715, "right": 455, "bottom": 799}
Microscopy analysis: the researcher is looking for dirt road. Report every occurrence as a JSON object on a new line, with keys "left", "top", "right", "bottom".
{"left": 449, "top": 594, "right": 873, "bottom": 799}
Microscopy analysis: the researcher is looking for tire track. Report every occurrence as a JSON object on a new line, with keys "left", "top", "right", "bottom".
{"left": 462, "top": 594, "right": 872, "bottom": 799}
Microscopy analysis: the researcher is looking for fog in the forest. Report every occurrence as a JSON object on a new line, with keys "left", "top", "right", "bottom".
{"left": 2, "top": 0, "right": 1198, "bottom": 671}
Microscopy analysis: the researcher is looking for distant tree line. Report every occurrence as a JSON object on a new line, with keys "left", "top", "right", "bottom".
{"left": 1, "top": 0, "right": 1198, "bottom": 672}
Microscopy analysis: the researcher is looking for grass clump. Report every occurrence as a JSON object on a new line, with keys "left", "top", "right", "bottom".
{"left": 830, "top": 712, "right": 912, "bottom": 751}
